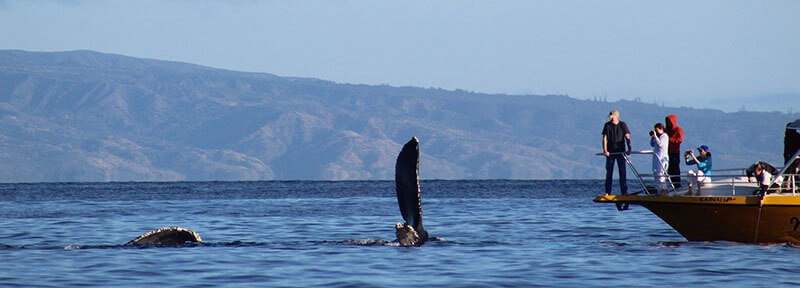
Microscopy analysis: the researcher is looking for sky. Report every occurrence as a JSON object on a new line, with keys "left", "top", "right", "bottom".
{"left": 1, "top": 0, "right": 798, "bottom": 113}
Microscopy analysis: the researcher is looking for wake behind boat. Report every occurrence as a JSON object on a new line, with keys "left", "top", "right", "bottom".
{"left": 595, "top": 119, "right": 800, "bottom": 244}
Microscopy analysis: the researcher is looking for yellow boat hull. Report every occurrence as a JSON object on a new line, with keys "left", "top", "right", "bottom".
{"left": 594, "top": 194, "right": 800, "bottom": 243}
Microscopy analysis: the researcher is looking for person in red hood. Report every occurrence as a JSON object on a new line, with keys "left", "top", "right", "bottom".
{"left": 665, "top": 115, "right": 683, "bottom": 188}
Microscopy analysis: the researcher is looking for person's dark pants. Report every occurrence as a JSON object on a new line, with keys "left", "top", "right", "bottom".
{"left": 605, "top": 154, "right": 627, "bottom": 195}
{"left": 668, "top": 153, "right": 681, "bottom": 188}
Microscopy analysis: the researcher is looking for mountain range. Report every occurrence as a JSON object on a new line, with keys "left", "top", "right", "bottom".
{"left": 0, "top": 50, "right": 797, "bottom": 182}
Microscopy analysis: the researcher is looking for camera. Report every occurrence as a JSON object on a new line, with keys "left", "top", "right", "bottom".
{"left": 649, "top": 130, "right": 655, "bottom": 136}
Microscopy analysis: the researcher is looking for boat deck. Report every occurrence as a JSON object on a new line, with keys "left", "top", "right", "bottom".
{"left": 594, "top": 121, "right": 800, "bottom": 243}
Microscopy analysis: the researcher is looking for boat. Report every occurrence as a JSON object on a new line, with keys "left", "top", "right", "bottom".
{"left": 594, "top": 119, "right": 800, "bottom": 244}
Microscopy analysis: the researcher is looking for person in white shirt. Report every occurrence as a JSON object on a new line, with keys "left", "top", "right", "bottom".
{"left": 650, "top": 123, "right": 669, "bottom": 195}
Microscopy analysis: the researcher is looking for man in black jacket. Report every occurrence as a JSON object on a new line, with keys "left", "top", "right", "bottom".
{"left": 602, "top": 110, "right": 632, "bottom": 195}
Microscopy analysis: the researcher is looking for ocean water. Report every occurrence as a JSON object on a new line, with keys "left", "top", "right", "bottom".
{"left": 1, "top": 180, "right": 799, "bottom": 287}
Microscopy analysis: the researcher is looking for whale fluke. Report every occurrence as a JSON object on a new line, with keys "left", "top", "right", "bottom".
{"left": 125, "top": 227, "right": 202, "bottom": 246}
{"left": 395, "top": 136, "right": 429, "bottom": 246}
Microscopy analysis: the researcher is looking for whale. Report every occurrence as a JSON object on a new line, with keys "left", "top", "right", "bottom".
{"left": 125, "top": 226, "right": 202, "bottom": 246}
{"left": 123, "top": 137, "right": 428, "bottom": 247}
{"left": 394, "top": 136, "right": 429, "bottom": 246}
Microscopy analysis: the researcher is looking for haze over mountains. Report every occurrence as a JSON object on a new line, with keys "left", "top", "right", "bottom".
{"left": 0, "top": 50, "right": 796, "bottom": 182}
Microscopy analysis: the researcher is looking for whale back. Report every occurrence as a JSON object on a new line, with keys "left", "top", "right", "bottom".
{"left": 125, "top": 226, "right": 202, "bottom": 246}
{"left": 395, "top": 137, "right": 427, "bottom": 241}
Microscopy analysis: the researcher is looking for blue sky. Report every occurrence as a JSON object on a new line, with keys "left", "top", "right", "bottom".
{"left": 1, "top": 0, "right": 798, "bottom": 112}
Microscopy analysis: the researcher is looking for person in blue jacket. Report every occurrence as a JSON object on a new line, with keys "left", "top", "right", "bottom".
{"left": 684, "top": 145, "right": 712, "bottom": 195}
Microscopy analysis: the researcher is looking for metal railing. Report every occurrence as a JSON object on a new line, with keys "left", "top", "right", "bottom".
{"left": 596, "top": 150, "right": 671, "bottom": 195}
{"left": 766, "top": 148, "right": 800, "bottom": 196}
{"left": 597, "top": 150, "right": 800, "bottom": 196}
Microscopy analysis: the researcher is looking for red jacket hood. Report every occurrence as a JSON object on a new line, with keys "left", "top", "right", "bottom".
{"left": 665, "top": 114, "right": 683, "bottom": 153}
{"left": 666, "top": 114, "right": 678, "bottom": 128}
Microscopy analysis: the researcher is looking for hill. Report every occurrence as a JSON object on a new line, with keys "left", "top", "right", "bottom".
{"left": 0, "top": 50, "right": 796, "bottom": 182}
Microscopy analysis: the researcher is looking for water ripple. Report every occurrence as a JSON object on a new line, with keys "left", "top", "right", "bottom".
{"left": 2, "top": 180, "right": 800, "bottom": 287}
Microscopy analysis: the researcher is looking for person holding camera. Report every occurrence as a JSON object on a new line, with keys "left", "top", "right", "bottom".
{"left": 650, "top": 123, "right": 669, "bottom": 195}
{"left": 684, "top": 145, "right": 712, "bottom": 195}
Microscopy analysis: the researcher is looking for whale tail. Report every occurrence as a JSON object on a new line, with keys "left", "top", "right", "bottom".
{"left": 395, "top": 137, "right": 428, "bottom": 245}
{"left": 125, "top": 226, "right": 202, "bottom": 246}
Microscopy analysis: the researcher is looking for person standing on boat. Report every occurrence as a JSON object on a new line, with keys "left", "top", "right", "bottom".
{"left": 665, "top": 115, "right": 683, "bottom": 189}
{"left": 650, "top": 123, "right": 669, "bottom": 195}
{"left": 684, "top": 145, "right": 712, "bottom": 195}
{"left": 602, "top": 109, "right": 632, "bottom": 195}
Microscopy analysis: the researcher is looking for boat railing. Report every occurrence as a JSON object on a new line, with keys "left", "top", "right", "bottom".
{"left": 597, "top": 150, "right": 674, "bottom": 195}
{"left": 764, "top": 174, "right": 798, "bottom": 195}
{"left": 598, "top": 150, "right": 800, "bottom": 196}
{"left": 765, "top": 148, "right": 800, "bottom": 196}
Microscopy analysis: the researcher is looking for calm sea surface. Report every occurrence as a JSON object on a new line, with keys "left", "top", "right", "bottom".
{"left": 1, "top": 180, "right": 798, "bottom": 287}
